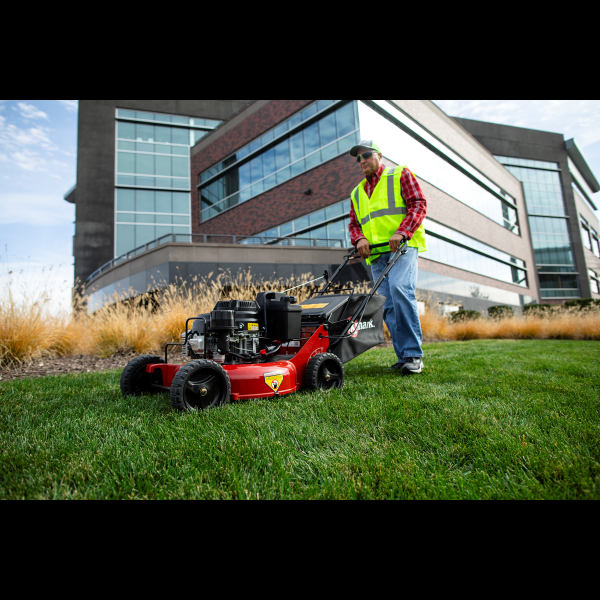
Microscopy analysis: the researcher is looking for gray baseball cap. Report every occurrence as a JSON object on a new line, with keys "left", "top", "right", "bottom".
{"left": 349, "top": 140, "right": 382, "bottom": 157}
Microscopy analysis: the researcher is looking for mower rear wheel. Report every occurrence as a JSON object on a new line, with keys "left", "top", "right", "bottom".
{"left": 170, "top": 360, "right": 231, "bottom": 412}
{"left": 120, "top": 355, "right": 165, "bottom": 396}
{"left": 305, "top": 353, "right": 344, "bottom": 391}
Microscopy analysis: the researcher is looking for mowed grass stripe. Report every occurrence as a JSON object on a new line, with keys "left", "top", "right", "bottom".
{"left": 1, "top": 339, "right": 599, "bottom": 500}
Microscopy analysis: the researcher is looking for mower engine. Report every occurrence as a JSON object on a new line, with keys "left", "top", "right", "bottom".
{"left": 182, "top": 293, "right": 301, "bottom": 365}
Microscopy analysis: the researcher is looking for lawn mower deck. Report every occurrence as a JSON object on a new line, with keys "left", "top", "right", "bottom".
{"left": 120, "top": 242, "right": 408, "bottom": 411}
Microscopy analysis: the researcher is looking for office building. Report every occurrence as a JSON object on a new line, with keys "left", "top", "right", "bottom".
{"left": 64, "top": 100, "right": 249, "bottom": 284}
{"left": 454, "top": 119, "right": 600, "bottom": 301}
{"left": 80, "top": 100, "right": 543, "bottom": 312}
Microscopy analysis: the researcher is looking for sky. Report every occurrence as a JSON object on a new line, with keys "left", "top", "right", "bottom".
{"left": 0, "top": 100, "right": 77, "bottom": 311}
{"left": 1, "top": 100, "right": 600, "bottom": 312}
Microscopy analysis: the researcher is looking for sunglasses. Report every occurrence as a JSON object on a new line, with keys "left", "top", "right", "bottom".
{"left": 356, "top": 151, "right": 377, "bottom": 163}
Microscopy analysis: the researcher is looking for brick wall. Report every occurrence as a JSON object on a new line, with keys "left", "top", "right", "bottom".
{"left": 190, "top": 100, "right": 313, "bottom": 178}
{"left": 193, "top": 154, "right": 360, "bottom": 236}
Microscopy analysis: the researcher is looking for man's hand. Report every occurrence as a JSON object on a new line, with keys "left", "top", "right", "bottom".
{"left": 389, "top": 234, "right": 405, "bottom": 253}
{"left": 357, "top": 238, "right": 371, "bottom": 259}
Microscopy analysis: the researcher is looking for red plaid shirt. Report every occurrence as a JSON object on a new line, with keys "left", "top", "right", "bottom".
{"left": 349, "top": 164, "right": 427, "bottom": 247}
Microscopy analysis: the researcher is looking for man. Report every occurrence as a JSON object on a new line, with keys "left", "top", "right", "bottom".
{"left": 348, "top": 141, "right": 427, "bottom": 374}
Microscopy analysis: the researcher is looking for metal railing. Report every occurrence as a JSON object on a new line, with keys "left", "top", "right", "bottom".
{"left": 86, "top": 233, "right": 348, "bottom": 284}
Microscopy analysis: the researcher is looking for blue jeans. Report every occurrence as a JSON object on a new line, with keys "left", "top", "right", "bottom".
{"left": 370, "top": 247, "right": 423, "bottom": 361}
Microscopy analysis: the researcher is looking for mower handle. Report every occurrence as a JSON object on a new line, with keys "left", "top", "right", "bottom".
{"left": 327, "top": 240, "right": 409, "bottom": 350}
{"left": 317, "top": 242, "right": 403, "bottom": 295}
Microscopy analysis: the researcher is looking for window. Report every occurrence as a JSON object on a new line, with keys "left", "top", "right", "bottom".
{"left": 529, "top": 217, "right": 575, "bottom": 267}
{"left": 114, "top": 108, "right": 219, "bottom": 258}
{"left": 115, "top": 189, "right": 190, "bottom": 256}
{"left": 592, "top": 231, "right": 600, "bottom": 258}
{"left": 424, "top": 220, "right": 527, "bottom": 287}
{"left": 581, "top": 217, "right": 592, "bottom": 250}
{"left": 417, "top": 270, "right": 523, "bottom": 306}
{"left": 243, "top": 199, "right": 353, "bottom": 248}
{"left": 589, "top": 270, "right": 599, "bottom": 294}
{"left": 502, "top": 165, "right": 566, "bottom": 217}
{"left": 199, "top": 102, "right": 359, "bottom": 222}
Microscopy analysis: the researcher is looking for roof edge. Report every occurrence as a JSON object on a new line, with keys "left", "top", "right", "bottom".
{"left": 63, "top": 183, "right": 76, "bottom": 204}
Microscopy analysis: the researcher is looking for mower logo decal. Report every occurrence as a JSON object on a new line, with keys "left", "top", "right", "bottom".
{"left": 264, "top": 372, "right": 284, "bottom": 392}
{"left": 349, "top": 319, "right": 375, "bottom": 338}
{"left": 309, "top": 348, "right": 324, "bottom": 359}
{"left": 248, "top": 323, "right": 259, "bottom": 331}
{"left": 301, "top": 303, "right": 329, "bottom": 309}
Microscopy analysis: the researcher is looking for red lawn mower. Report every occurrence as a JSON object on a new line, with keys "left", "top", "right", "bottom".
{"left": 120, "top": 242, "right": 407, "bottom": 411}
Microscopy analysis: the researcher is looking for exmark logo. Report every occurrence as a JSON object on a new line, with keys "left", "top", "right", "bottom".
{"left": 349, "top": 319, "right": 375, "bottom": 338}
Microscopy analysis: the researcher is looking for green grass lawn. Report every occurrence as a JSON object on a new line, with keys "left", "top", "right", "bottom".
{"left": 1, "top": 339, "right": 599, "bottom": 500}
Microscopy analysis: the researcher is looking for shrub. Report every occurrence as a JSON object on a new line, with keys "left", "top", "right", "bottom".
{"left": 488, "top": 305, "right": 514, "bottom": 319}
{"left": 564, "top": 298, "right": 600, "bottom": 311}
{"left": 523, "top": 303, "right": 553, "bottom": 315}
{"left": 450, "top": 310, "right": 481, "bottom": 323}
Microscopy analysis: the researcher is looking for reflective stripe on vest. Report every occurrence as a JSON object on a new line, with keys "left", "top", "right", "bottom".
{"left": 360, "top": 206, "right": 407, "bottom": 226}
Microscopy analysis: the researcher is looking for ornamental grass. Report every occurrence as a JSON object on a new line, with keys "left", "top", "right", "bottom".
{"left": 1, "top": 266, "right": 599, "bottom": 367}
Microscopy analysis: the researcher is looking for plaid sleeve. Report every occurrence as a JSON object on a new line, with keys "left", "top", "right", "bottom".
{"left": 396, "top": 168, "right": 427, "bottom": 240}
{"left": 349, "top": 199, "right": 367, "bottom": 247}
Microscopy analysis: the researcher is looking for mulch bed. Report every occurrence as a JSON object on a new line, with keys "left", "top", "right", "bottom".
{"left": 0, "top": 352, "right": 188, "bottom": 383}
{"left": 0, "top": 343, "right": 396, "bottom": 384}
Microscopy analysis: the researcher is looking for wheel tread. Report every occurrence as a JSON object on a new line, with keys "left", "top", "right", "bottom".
{"left": 304, "top": 353, "right": 344, "bottom": 391}
{"left": 120, "top": 355, "right": 164, "bottom": 396}
{"left": 170, "top": 359, "right": 231, "bottom": 412}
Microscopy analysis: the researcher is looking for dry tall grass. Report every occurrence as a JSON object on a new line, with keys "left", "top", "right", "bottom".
{"left": 0, "top": 269, "right": 85, "bottom": 365}
{"left": 2, "top": 267, "right": 599, "bottom": 367}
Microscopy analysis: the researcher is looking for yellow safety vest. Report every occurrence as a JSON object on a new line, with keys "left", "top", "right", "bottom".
{"left": 351, "top": 166, "right": 427, "bottom": 265}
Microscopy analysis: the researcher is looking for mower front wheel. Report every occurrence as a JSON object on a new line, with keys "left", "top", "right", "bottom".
{"left": 120, "top": 355, "right": 165, "bottom": 396}
{"left": 305, "top": 353, "right": 344, "bottom": 391}
{"left": 171, "top": 360, "right": 231, "bottom": 412}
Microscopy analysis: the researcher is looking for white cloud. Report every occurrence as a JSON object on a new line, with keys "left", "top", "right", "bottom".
{"left": 0, "top": 118, "right": 55, "bottom": 150}
{"left": 16, "top": 102, "right": 49, "bottom": 121}
{"left": 59, "top": 100, "right": 78, "bottom": 112}
{"left": 0, "top": 111, "right": 61, "bottom": 175}
{"left": 0, "top": 192, "right": 74, "bottom": 226}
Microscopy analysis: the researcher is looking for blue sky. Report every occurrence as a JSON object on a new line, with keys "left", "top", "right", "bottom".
{"left": 1, "top": 100, "right": 599, "bottom": 311}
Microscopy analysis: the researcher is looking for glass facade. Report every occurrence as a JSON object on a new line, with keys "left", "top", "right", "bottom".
{"left": 249, "top": 200, "right": 352, "bottom": 247}
{"left": 115, "top": 109, "right": 221, "bottom": 257}
{"left": 496, "top": 156, "right": 579, "bottom": 299}
{"left": 500, "top": 162, "right": 565, "bottom": 217}
{"left": 250, "top": 202, "right": 527, "bottom": 287}
{"left": 199, "top": 100, "right": 520, "bottom": 236}
{"left": 200, "top": 102, "right": 359, "bottom": 222}
{"left": 359, "top": 102, "right": 520, "bottom": 234}
{"left": 417, "top": 271, "right": 525, "bottom": 307}
{"left": 115, "top": 189, "right": 191, "bottom": 257}
{"left": 528, "top": 216, "right": 575, "bottom": 266}
{"left": 426, "top": 220, "right": 527, "bottom": 286}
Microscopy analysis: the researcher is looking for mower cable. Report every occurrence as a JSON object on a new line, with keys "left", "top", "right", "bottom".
{"left": 282, "top": 276, "right": 325, "bottom": 293}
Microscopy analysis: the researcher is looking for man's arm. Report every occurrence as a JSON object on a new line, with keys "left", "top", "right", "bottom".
{"left": 395, "top": 168, "right": 427, "bottom": 241}
{"left": 349, "top": 202, "right": 371, "bottom": 258}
